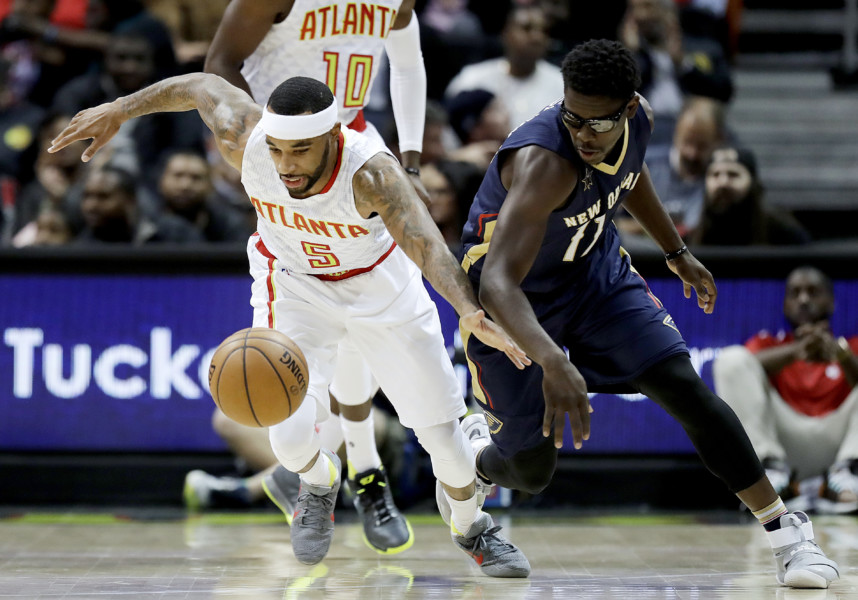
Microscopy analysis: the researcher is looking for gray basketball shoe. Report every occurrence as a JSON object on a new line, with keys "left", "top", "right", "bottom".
{"left": 262, "top": 465, "right": 301, "bottom": 525}
{"left": 452, "top": 511, "right": 531, "bottom": 578}
{"left": 286, "top": 449, "right": 342, "bottom": 565}
{"left": 771, "top": 511, "right": 839, "bottom": 588}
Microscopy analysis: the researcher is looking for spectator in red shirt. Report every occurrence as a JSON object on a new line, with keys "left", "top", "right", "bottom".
{"left": 713, "top": 266, "right": 858, "bottom": 514}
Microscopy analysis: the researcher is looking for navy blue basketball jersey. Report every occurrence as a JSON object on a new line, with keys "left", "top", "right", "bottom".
{"left": 461, "top": 100, "right": 651, "bottom": 295}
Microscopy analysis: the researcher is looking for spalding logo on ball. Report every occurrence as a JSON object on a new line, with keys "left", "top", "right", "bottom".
{"left": 208, "top": 327, "right": 309, "bottom": 427}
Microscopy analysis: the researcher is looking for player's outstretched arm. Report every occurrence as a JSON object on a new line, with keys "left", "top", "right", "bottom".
{"left": 49, "top": 73, "right": 261, "bottom": 172}
{"left": 622, "top": 164, "right": 717, "bottom": 313}
{"left": 353, "top": 153, "right": 530, "bottom": 369}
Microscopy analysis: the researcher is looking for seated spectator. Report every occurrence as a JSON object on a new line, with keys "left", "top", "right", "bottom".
{"left": 689, "top": 146, "right": 811, "bottom": 246}
{"left": 0, "top": 0, "right": 103, "bottom": 107}
{"left": 417, "top": 0, "right": 488, "bottom": 100}
{"left": 0, "top": 54, "right": 44, "bottom": 190}
{"left": 620, "top": 0, "right": 733, "bottom": 123}
{"left": 143, "top": 0, "right": 230, "bottom": 69}
{"left": 12, "top": 202, "right": 72, "bottom": 247}
{"left": 51, "top": 19, "right": 205, "bottom": 184}
{"left": 420, "top": 159, "right": 482, "bottom": 252}
{"left": 615, "top": 96, "right": 726, "bottom": 244}
{"left": 74, "top": 165, "right": 203, "bottom": 245}
{"left": 12, "top": 112, "right": 86, "bottom": 238}
{"left": 444, "top": 5, "right": 563, "bottom": 129}
{"left": 445, "top": 88, "right": 512, "bottom": 171}
{"left": 713, "top": 267, "right": 858, "bottom": 514}
{"left": 156, "top": 149, "right": 254, "bottom": 243}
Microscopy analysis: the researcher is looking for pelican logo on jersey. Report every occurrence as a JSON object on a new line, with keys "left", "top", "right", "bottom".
{"left": 250, "top": 196, "right": 370, "bottom": 238}
{"left": 663, "top": 315, "right": 680, "bottom": 333}
{"left": 299, "top": 4, "right": 398, "bottom": 40}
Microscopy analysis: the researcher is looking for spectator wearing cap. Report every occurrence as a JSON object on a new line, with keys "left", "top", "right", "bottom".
{"left": 689, "top": 146, "right": 811, "bottom": 246}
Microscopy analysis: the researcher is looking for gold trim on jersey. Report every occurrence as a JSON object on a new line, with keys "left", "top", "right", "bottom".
{"left": 460, "top": 328, "right": 489, "bottom": 406}
{"left": 461, "top": 220, "right": 497, "bottom": 274}
{"left": 592, "top": 120, "right": 629, "bottom": 176}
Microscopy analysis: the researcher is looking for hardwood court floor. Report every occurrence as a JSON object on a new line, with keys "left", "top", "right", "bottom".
{"left": 1, "top": 509, "right": 857, "bottom": 599}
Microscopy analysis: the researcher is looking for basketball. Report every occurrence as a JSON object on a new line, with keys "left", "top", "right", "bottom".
{"left": 208, "top": 327, "right": 309, "bottom": 427}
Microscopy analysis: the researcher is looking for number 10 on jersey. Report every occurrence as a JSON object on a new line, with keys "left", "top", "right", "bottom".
{"left": 323, "top": 52, "right": 374, "bottom": 108}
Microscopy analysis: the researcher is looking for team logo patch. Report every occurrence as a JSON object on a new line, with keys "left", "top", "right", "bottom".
{"left": 484, "top": 410, "right": 503, "bottom": 435}
{"left": 662, "top": 315, "right": 679, "bottom": 333}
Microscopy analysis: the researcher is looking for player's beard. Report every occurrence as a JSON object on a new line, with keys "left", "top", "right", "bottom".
{"left": 287, "top": 138, "right": 332, "bottom": 198}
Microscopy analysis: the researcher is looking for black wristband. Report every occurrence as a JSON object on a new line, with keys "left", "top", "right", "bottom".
{"left": 664, "top": 245, "right": 688, "bottom": 261}
{"left": 403, "top": 166, "right": 420, "bottom": 176}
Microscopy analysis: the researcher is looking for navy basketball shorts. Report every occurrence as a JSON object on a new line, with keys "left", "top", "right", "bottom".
{"left": 465, "top": 266, "right": 688, "bottom": 458}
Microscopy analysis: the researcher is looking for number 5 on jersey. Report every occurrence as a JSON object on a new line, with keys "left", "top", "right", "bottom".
{"left": 302, "top": 241, "right": 340, "bottom": 269}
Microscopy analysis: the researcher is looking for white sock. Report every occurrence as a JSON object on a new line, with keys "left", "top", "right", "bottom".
{"left": 316, "top": 413, "right": 344, "bottom": 453}
{"left": 341, "top": 412, "right": 381, "bottom": 478}
{"left": 444, "top": 491, "right": 479, "bottom": 536}
{"left": 300, "top": 451, "right": 337, "bottom": 488}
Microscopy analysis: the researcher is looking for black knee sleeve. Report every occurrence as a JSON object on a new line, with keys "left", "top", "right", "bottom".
{"left": 632, "top": 355, "right": 764, "bottom": 493}
{"left": 479, "top": 437, "right": 558, "bottom": 495}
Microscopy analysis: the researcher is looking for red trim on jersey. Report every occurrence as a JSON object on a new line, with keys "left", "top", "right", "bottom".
{"left": 472, "top": 356, "right": 494, "bottom": 410}
{"left": 318, "top": 132, "right": 345, "bottom": 195}
{"left": 347, "top": 110, "right": 367, "bottom": 132}
{"left": 254, "top": 234, "right": 277, "bottom": 328}
{"left": 310, "top": 241, "right": 397, "bottom": 281}
{"left": 632, "top": 271, "right": 663, "bottom": 308}
{"left": 476, "top": 213, "right": 498, "bottom": 239}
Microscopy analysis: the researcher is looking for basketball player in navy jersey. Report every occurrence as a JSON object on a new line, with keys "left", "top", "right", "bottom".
{"left": 450, "top": 39, "right": 840, "bottom": 588}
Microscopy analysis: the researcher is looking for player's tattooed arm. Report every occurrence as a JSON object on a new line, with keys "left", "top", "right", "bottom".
{"left": 354, "top": 154, "right": 468, "bottom": 307}
{"left": 354, "top": 154, "right": 531, "bottom": 369}
{"left": 49, "top": 73, "right": 261, "bottom": 171}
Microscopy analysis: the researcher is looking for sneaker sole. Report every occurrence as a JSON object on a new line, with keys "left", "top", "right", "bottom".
{"left": 782, "top": 569, "right": 831, "bottom": 589}
{"left": 262, "top": 477, "right": 294, "bottom": 526}
{"left": 361, "top": 519, "right": 415, "bottom": 555}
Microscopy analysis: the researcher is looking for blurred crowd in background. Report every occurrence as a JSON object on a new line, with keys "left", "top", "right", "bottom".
{"left": 0, "top": 0, "right": 824, "bottom": 251}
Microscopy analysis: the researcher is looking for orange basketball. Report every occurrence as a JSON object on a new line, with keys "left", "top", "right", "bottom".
{"left": 208, "top": 327, "right": 309, "bottom": 427}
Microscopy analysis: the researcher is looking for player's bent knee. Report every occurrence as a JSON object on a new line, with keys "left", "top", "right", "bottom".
{"left": 510, "top": 457, "right": 555, "bottom": 495}
{"left": 414, "top": 420, "right": 475, "bottom": 489}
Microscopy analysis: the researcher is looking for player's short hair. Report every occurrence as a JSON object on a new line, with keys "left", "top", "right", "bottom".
{"left": 561, "top": 40, "right": 641, "bottom": 101}
{"left": 267, "top": 76, "right": 335, "bottom": 116}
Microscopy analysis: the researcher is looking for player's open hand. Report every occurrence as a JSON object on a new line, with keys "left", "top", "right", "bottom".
{"left": 459, "top": 309, "right": 531, "bottom": 370}
{"left": 48, "top": 101, "right": 125, "bottom": 162}
{"left": 666, "top": 250, "right": 717, "bottom": 314}
{"left": 541, "top": 357, "right": 592, "bottom": 449}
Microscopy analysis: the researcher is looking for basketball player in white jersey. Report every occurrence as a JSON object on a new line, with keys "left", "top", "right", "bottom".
{"left": 49, "top": 74, "right": 532, "bottom": 576}
{"left": 200, "top": 0, "right": 428, "bottom": 554}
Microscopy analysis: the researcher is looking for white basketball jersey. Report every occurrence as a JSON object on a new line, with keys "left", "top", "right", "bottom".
{"left": 241, "top": 124, "right": 395, "bottom": 275}
{"left": 242, "top": 0, "right": 402, "bottom": 124}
